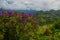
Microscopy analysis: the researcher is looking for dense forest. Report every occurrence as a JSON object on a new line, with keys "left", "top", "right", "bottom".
{"left": 0, "top": 10, "right": 60, "bottom": 40}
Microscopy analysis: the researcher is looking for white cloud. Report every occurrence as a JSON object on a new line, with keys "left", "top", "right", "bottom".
{"left": 0, "top": 0, "right": 60, "bottom": 10}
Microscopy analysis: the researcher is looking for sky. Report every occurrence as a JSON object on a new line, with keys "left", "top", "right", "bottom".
{"left": 0, "top": 0, "right": 60, "bottom": 11}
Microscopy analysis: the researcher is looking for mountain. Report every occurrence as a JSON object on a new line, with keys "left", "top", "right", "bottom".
{"left": 18, "top": 10, "right": 37, "bottom": 14}
{"left": 10, "top": 10, "right": 37, "bottom": 14}
{"left": 0, "top": 8, "right": 2, "bottom": 11}
{"left": 0, "top": 9, "right": 37, "bottom": 14}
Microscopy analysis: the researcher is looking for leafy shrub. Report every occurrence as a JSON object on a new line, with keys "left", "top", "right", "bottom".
{"left": 0, "top": 11, "right": 38, "bottom": 40}
{"left": 53, "top": 22, "right": 60, "bottom": 30}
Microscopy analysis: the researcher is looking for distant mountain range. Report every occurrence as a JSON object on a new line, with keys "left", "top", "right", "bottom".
{"left": 0, "top": 8, "right": 2, "bottom": 11}
{"left": 0, "top": 8, "right": 37, "bottom": 14}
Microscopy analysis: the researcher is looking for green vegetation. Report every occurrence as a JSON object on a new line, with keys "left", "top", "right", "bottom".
{"left": 0, "top": 10, "right": 60, "bottom": 40}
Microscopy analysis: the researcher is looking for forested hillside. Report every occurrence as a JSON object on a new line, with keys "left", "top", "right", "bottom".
{"left": 0, "top": 10, "right": 60, "bottom": 40}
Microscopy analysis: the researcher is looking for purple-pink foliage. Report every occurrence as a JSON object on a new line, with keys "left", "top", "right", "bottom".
{"left": 7, "top": 11, "right": 12, "bottom": 14}
{"left": 29, "top": 14, "right": 33, "bottom": 17}
{"left": 0, "top": 13, "right": 2, "bottom": 16}
{"left": 21, "top": 19, "right": 27, "bottom": 25}
{"left": 6, "top": 11, "right": 12, "bottom": 16}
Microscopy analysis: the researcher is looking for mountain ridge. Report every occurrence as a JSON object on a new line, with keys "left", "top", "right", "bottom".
{"left": 0, "top": 8, "right": 37, "bottom": 13}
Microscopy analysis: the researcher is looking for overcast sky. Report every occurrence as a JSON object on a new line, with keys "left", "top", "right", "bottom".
{"left": 0, "top": 0, "right": 60, "bottom": 11}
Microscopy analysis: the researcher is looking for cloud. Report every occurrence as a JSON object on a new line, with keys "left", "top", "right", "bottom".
{"left": 0, "top": 0, "right": 60, "bottom": 10}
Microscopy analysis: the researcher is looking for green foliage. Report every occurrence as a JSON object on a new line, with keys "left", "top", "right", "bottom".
{"left": 53, "top": 22, "right": 60, "bottom": 30}
{"left": 0, "top": 10, "right": 60, "bottom": 40}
